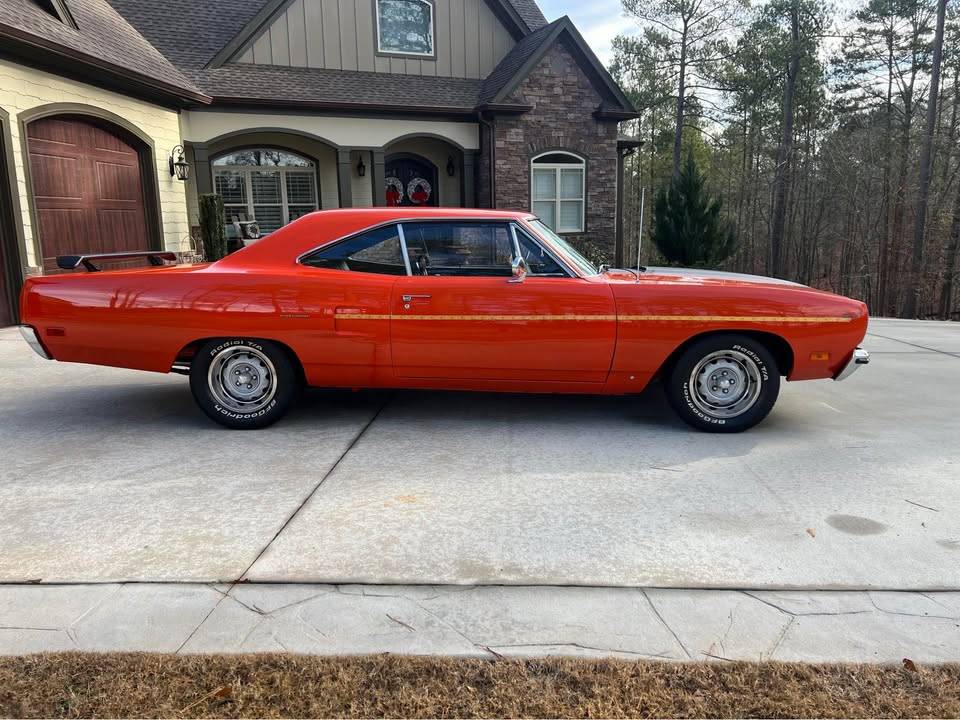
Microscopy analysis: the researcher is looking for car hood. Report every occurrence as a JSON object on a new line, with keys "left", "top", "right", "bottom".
{"left": 603, "top": 266, "right": 805, "bottom": 288}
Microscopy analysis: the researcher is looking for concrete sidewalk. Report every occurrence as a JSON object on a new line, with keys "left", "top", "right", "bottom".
{"left": 2, "top": 583, "right": 958, "bottom": 662}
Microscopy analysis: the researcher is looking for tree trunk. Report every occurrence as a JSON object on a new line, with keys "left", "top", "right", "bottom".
{"left": 877, "top": 33, "right": 895, "bottom": 314}
{"left": 940, "top": 182, "right": 960, "bottom": 319}
{"left": 672, "top": 21, "right": 689, "bottom": 179}
{"left": 903, "top": 0, "right": 947, "bottom": 318}
{"left": 768, "top": 0, "right": 801, "bottom": 278}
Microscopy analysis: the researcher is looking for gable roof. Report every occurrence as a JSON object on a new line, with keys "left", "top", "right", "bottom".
{"left": 108, "top": 0, "right": 546, "bottom": 73}
{"left": 507, "top": 0, "right": 547, "bottom": 32}
{"left": 479, "top": 16, "right": 636, "bottom": 116}
{"left": 206, "top": 0, "right": 547, "bottom": 68}
{"left": 101, "top": 0, "right": 631, "bottom": 118}
{"left": 107, "top": 0, "right": 273, "bottom": 70}
{"left": 0, "top": 0, "right": 208, "bottom": 105}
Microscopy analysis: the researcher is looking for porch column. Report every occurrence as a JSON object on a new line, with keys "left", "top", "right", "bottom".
{"left": 461, "top": 150, "right": 477, "bottom": 208}
{"left": 191, "top": 143, "right": 212, "bottom": 195}
{"left": 336, "top": 149, "right": 353, "bottom": 207}
{"left": 372, "top": 150, "right": 386, "bottom": 206}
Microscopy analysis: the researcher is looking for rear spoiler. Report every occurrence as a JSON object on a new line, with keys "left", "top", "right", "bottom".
{"left": 56, "top": 251, "right": 178, "bottom": 272}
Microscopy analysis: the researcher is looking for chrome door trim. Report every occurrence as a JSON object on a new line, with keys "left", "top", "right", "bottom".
{"left": 396, "top": 223, "right": 413, "bottom": 276}
{"left": 512, "top": 222, "right": 577, "bottom": 278}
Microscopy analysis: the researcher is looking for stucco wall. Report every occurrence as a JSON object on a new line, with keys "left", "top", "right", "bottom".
{"left": 180, "top": 110, "right": 479, "bottom": 151}
{"left": 0, "top": 58, "right": 190, "bottom": 267}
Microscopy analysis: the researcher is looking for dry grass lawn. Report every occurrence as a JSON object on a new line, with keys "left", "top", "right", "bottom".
{"left": 1, "top": 653, "right": 958, "bottom": 718}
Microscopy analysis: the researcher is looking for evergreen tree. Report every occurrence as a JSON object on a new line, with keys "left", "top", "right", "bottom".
{"left": 652, "top": 153, "right": 736, "bottom": 268}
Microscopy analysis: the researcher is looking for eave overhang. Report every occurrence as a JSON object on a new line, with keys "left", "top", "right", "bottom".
{"left": 0, "top": 24, "right": 211, "bottom": 108}
{"left": 474, "top": 102, "right": 533, "bottom": 115}
{"left": 595, "top": 107, "right": 641, "bottom": 122}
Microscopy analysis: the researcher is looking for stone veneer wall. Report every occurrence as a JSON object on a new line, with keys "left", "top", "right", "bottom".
{"left": 479, "top": 39, "right": 620, "bottom": 263}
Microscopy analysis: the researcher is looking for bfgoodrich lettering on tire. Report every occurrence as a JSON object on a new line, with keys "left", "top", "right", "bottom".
{"left": 665, "top": 333, "right": 781, "bottom": 433}
{"left": 189, "top": 338, "right": 297, "bottom": 429}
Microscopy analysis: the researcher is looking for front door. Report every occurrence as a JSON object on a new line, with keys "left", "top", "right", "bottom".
{"left": 295, "top": 223, "right": 405, "bottom": 387}
{"left": 391, "top": 220, "right": 616, "bottom": 382}
{"left": 384, "top": 154, "right": 438, "bottom": 207}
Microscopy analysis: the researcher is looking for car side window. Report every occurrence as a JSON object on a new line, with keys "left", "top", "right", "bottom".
{"left": 514, "top": 225, "right": 566, "bottom": 276}
{"left": 402, "top": 222, "right": 514, "bottom": 276}
{"left": 301, "top": 224, "right": 407, "bottom": 275}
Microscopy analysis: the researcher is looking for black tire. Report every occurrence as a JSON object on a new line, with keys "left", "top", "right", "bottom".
{"left": 189, "top": 338, "right": 297, "bottom": 429}
{"left": 665, "top": 333, "right": 780, "bottom": 433}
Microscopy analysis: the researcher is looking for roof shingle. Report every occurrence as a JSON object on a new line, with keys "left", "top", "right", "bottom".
{"left": 192, "top": 63, "right": 484, "bottom": 111}
{"left": 0, "top": 0, "right": 204, "bottom": 100}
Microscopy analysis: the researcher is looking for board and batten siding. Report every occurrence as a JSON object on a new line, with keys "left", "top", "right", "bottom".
{"left": 234, "top": 0, "right": 516, "bottom": 78}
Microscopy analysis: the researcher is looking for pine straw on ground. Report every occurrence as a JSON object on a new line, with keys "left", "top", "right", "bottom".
{"left": 1, "top": 653, "right": 958, "bottom": 718}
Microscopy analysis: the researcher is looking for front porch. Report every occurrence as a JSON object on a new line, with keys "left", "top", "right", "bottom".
{"left": 180, "top": 112, "right": 481, "bottom": 244}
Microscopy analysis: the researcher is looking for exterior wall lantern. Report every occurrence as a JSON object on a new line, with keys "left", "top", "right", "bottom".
{"left": 168, "top": 145, "right": 190, "bottom": 181}
{"left": 356, "top": 156, "right": 366, "bottom": 177}
{"left": 446, "top": 156, "right": 456, "bottom": 177}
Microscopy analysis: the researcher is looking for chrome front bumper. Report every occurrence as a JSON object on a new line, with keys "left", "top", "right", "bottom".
{"left": 834, "top": 347, "right": 869, "bottom": 381}
{"left": 18, "top": 325, "right": 52, "bottom": 360}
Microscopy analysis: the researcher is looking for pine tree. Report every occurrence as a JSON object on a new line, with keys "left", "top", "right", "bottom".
{"left": 652, "top": 153, "right": 736, "bottom": 268}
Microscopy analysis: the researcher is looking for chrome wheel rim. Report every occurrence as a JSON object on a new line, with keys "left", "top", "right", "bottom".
{"left": 207, "top": 345, "right": 277, "bottom": 414}
{"left": 688, "top": 349, "right": 762, "bottom": 419}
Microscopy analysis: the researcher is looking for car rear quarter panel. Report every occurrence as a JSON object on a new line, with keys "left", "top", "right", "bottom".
{"left": 20, "top": 266, "right": 306, "bottom": 373}
{"left": 606, "top": 279, "right": 868, "bottom": 391}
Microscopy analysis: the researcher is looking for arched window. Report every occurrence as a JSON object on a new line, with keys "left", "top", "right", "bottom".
{"left": 376, "top": 0, "right": 434, "bottom": 56}
{"left": 212, "top": 149, "right": 318, "bottom": 234}
{"left": 531, "top": 151, "right": 585, "bottom": 233}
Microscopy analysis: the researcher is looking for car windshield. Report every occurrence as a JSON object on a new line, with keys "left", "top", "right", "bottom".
{"left": 527, "top": 220, "right": 599, "bottom": 276}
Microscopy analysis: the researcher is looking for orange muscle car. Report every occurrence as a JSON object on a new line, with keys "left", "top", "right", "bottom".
{"left": 18, "top": 208, "right": 869, "bottom": 432}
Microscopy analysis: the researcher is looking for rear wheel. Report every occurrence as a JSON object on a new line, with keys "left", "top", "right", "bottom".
{"left": 189, "top": 339, "right": 296, "bottom": 429}
{"left": 665, "top": 334, "right": 780, "bottom": 433}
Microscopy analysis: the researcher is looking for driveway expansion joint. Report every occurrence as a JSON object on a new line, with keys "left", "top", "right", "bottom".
{"left": 237, "top": 395, "right": 394, "bottom": 584}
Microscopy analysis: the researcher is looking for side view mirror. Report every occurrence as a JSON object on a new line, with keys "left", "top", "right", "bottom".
{"left": 509, "top": 255, "right": 528, "bottom": 283}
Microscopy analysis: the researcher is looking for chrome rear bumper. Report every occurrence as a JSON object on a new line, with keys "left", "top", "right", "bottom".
{"left": 18, "top": 325, "right": 52, "bottom": 360}
{"left": 834, "top": 347, "right": 869, "bottom": 381}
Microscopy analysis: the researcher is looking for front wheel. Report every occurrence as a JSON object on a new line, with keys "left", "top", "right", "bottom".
{"left": 665, "top": 334, "right": 780, "bottom": 433}
{"left": 189, "top": 338, "right": 297, "bottom": 429}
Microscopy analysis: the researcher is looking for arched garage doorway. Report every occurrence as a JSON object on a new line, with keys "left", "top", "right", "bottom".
{"left": 24, "top": 114, "right": 160, "bottom": 273}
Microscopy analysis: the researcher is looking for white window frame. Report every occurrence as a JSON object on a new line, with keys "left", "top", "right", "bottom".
{"left": 375, "top": 0, "right": 435, "bottom": 58}
{"left": 530, "top": 151, "right": 586, "bottom": 234}
{"left": 212, "top": 150, "right": 319, "bottom": 233}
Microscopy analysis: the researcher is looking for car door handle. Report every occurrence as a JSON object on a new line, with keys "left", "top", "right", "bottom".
{"left": 402, "top": 294, "right": 431, "bottom": 302}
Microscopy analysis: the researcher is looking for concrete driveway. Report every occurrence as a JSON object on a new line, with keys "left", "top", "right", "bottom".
{"left": 1, "top": 319, "right": 957, "bottom": 588}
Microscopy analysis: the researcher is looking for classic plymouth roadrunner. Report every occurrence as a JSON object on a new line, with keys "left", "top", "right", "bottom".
{"left": 18, "top": 208, "right": 869, "bottom": 432}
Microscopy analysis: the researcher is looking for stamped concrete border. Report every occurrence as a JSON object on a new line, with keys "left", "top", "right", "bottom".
{"left": 1, "top": 583, "right": 957, "bottom": 662}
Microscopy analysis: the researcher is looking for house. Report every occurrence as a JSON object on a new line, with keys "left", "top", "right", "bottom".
{"left": 0, "top": 0, "right": 638, "bottom": 326}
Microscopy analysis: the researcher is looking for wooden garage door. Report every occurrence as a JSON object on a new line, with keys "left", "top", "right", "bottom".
{"left": 27, "top": 117, "right": 151, "bottom": 273}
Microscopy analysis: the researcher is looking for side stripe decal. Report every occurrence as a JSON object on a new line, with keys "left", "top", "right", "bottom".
{"left": 333, "top": 313, "right": 854, "bottom": 323}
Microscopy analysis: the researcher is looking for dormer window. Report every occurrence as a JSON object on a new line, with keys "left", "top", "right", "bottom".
{"left": 376, "top": 0, "right": 435, "bottom": 57}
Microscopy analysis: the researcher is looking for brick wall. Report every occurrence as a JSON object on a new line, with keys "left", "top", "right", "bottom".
{"left": 0, "top": 58, "right": 189, "bottom": 269}
{"left": 485, "top": 40, "right": 620, "bottom": 263}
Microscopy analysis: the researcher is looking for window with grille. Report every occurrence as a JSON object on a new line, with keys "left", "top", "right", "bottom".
{"left": 531, "top": 152, "right": 585, "bottom": 234}
{"left": 212, "top": 149, "right": 318, "bottom": 236}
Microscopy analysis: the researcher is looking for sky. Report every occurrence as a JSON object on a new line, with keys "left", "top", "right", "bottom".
{"left": 536, "top": 0, "right": 638, "bottom": 65}
{"left": 538, "top": 0, "right": 862, "bottom": 68}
